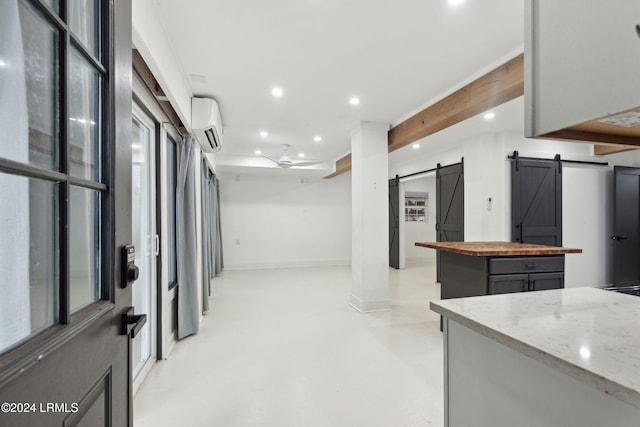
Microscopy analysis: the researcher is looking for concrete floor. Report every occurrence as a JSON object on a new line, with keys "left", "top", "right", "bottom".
{"left": 134, "top": 262, "right": 443, "bottom": 427}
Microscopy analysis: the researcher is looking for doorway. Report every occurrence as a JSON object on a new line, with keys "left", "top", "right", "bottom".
{"left": 612, "top": 166, "right": 640, "bottom": 286}
{"left": 131, "top": 104, "right": 158, "bottom": 392}
{"left": 399, "top": 175, "right": 436, "bottom": 268}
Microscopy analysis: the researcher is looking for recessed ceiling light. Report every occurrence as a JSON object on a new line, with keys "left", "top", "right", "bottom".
{"left": 260, "top": 131, "right": 268, "bottom": 137}
{"left": 298, "top": 153, "right": 305, "bottom": 158}
{"left": 255, "top": 150, "right": 262, "bottom": 155}
{"left": 349, "top": 97, "right": 360, "bottom": 105}
{"left": 413, "top": 143, "right": 420, "bottom": 149}
{"left": 271, "top": 87, "right": 283, "bottom": 97}
{"left": 484, "top": 112, "right": 495, "bottom": 120}
{"left": 313, "top": 136, "right": 322, "bottom": 142}
{"left": 448, "top": 0, "right": 465, "bottom": 6}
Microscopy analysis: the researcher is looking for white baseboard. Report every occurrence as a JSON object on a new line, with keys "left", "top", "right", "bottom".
{"left": 350, "top": 294, "right": 391, "bottom": 312}
{"left": 224, "top": 259, "right": 351, "bottom": 271}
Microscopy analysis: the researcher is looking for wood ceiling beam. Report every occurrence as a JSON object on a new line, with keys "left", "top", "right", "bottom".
{"left": 388, "top": 53, "right": 524, "bottom": 153}
{"left": 323, "top": 153, "right": 351, "bottom": 179}
{"left": 593, "top": 145, "right": 638, "bottom": 156}
{"left": 540, "top": 129, "right": 640, "bottom": 148}
{"left": 324, "top": 54, "right": 524, "bottom": 178}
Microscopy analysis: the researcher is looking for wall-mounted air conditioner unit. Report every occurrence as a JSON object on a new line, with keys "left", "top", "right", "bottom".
{"left": 191, "top": 97, "right": 223, "bottom": 153}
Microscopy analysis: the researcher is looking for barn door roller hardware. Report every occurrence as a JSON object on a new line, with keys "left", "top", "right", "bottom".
{"left": 507, "top": 151, "right": 608, "bottom": 169}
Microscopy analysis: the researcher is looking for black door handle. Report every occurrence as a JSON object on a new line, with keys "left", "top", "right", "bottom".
{"left": 121, "top": 307, "right": 147, "bottom": 338}
{"left": 611, "top": 235, "right": 629, "bottom": 241}
{"left": 636, "top": 24, "right": 640, "bottom": 39}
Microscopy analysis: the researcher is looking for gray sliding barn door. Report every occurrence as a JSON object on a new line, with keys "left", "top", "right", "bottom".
{"left": 436, "top": 162, "right": 464, "bottom": 281}
{"left": 511, "top": 159, "right": 562, "bottom": 246}
{"left": 612, "top": 166, "right": 640, "bottom": 286}
{"left": 389, "top": 177, "right": 400, "bottom": 269}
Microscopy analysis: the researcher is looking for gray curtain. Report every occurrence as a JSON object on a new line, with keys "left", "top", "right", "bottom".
{"left": 214, "top": 175, "right": 223, "bottom": 274}
{"left": 177, "top": 137, "right": 199, "bottom": 339}
{"left": 201, "top": 160, "right": 213, "bottom": 313}
{"left": 201, "top": 160, "right": 223, "bottom": 313}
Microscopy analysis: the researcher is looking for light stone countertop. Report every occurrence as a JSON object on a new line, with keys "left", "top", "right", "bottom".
{"left": 430, "top": 287, "right": 640, "bottom": 408}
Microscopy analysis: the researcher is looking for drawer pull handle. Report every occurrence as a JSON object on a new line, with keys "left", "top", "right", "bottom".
{"left": 525, "top": 264, "right": 540, "bottom": 269}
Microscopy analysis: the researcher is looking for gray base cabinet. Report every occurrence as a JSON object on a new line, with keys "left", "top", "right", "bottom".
{"left": 440, "top": 252, "right": 565, "bottom": 300}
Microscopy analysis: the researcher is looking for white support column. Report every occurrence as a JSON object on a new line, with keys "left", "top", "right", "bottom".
{"left": 350, "top": 121, "right": 391, "bottom": 312}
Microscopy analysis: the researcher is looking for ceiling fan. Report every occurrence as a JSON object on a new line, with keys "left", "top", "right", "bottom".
{"left": 263, "top": 144, "right": 322, "bottom": 169}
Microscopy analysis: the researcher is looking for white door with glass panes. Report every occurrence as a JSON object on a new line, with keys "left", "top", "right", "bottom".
{"left": 131, "top": 104, "right": 158, "bottom": 393}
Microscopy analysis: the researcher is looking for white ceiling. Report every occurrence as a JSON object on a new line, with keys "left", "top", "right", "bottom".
{"left": 154, "top": 0, "right": 525, "bottom": 173}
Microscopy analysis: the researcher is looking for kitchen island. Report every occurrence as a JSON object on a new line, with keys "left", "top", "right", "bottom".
{"left": 430, "top": 288, "right": 640, "bottom": 427}
{"left": 415, "top": 241, "right": 582, "bottom": 299}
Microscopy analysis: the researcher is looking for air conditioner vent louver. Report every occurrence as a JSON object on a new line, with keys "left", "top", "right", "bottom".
{"left": 191, "top": 97, "right": 223, "bottom": 153}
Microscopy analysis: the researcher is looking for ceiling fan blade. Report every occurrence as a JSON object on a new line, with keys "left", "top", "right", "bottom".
{"left": 262, "top": 154, "right": 280, "bottom": 165}
{"left": 291, "top": 160, "right": 322, "bottom": 167}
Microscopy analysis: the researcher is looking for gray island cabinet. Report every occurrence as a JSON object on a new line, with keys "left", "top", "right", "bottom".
{"left": 431, "top": 288, "right": 640, "bottom": 427}
{"left": 415, "top": 241, "right": 582, "bottom": 299}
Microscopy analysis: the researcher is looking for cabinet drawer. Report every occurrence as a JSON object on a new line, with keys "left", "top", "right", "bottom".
{"left": 488, "top": 274, "right": 529, "bottom": 295}
{"left": 489, "top": 256, "right": 564, "bottom": 275}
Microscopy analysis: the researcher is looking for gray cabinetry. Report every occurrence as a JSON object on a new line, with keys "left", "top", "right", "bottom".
{"left": 488, "top": 256, "right": 565, "bottom": 295}
{"left": 439, "top": 252, "right": 565, "bottom": 300}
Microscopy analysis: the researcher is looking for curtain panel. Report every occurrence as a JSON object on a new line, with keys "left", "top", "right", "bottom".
{"left": 176, "top": 137, "right": 199, "bottom": 339}
{"left": 200, "top": 159, "right": 223, "bottom": 314}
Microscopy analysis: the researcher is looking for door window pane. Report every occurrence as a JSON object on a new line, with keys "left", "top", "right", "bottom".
{"left": 0, "top": 174, "right": 58, "bottom": 354}
{"left": 68, "top": 0, "right": 101, "bottom": 59}
{"left": 0, "top": 0, "right": 59, "bottom": 171}
{"left": 43, "top": 0, "right": 59, "bottom": 13}
{"left": 70, "top": 186, "right": 101, "bottom": 312}
{"left": 69, "top": 49, "right": 101, "bottom": 181}
{"left": 131, "top": 116, "right": 153, "bottom": 379}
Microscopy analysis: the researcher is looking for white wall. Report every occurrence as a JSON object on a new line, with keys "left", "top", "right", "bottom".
{"left": 402, "top": 177, "right": 437, "bottom": 263}
{"left": 463, "top": 133, "right": 510, "bottom": 241}
{"left": 219, "top": 171, "right": 352, "bottom": 270}
{"left": 562, "top": 166, "right": 612, "bottom": 287}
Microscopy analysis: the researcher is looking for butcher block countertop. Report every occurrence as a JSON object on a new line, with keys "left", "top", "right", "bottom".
{"left": 414, "top": 241, "right": 582, "bottom": 256}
